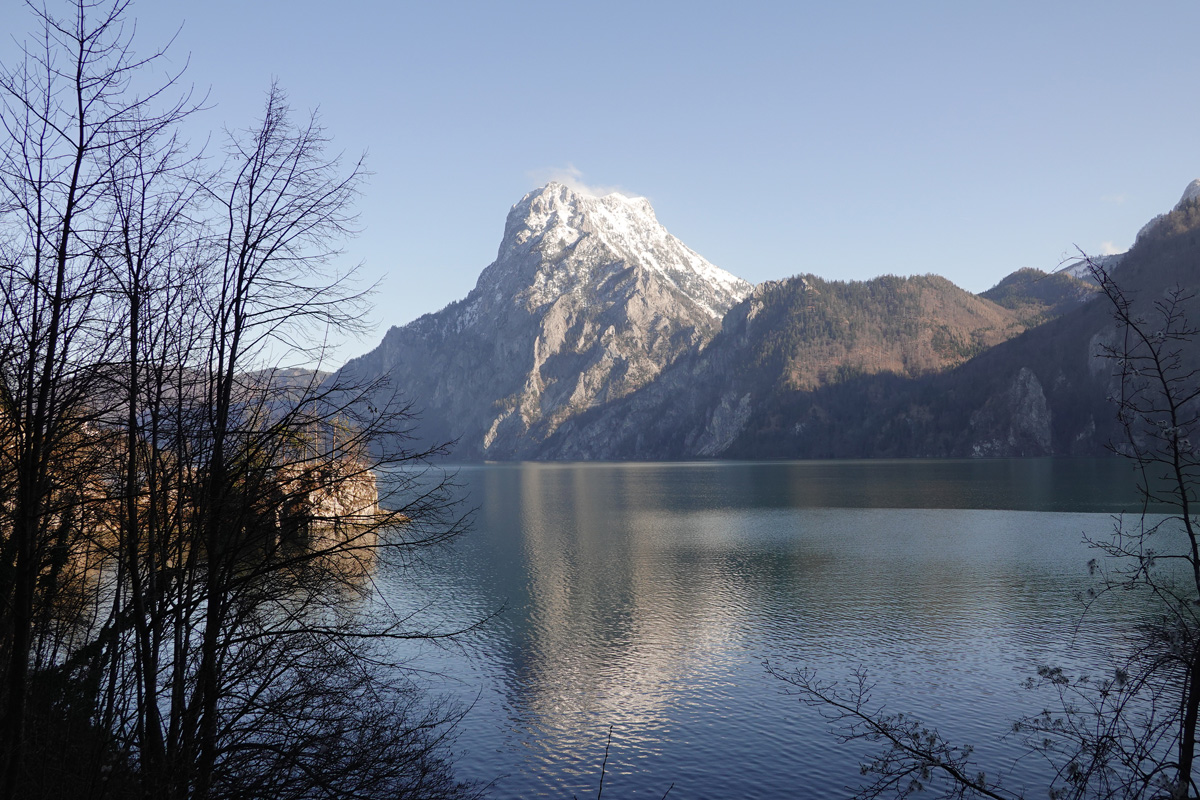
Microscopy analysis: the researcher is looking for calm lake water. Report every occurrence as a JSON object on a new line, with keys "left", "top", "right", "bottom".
{"left": 379, "top": 459, "right": 1169, "bottom": 799}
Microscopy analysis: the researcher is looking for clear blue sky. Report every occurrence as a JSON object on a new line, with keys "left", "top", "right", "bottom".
{"left": 4, "top": 1, "right": 1199, "bottom": 362}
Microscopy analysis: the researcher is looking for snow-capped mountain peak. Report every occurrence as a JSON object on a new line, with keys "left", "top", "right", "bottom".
{"left": 341, "top": 182, "right": 754, "bottom": 459}
{"left": 484, "top": 182, "right": 751, "bottom": 318}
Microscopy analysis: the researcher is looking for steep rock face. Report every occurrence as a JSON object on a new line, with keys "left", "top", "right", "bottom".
{"left": 338, "top": 183, "right": 752, "bottom": 459}
{"left": 968, "top": 367, "right": 1052, "bottom": 456}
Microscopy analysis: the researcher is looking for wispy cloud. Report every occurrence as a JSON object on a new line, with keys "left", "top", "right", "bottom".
{"left": 1101, "top": 193, "right": 1127, "bottom": 205}
{"left": 526, "top": 164, "right": 633, "bottom": 198}
{"left": 1100, "top": 240, "right": 1123, "bottom": 255}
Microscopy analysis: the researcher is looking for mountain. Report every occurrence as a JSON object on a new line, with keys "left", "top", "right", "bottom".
{"left": 979, "top": 267, "right": 1095, "bottom": 327}
{"left": 568, "top": 181, "right": 1200, "bottom": 461}
{"left": 1062, "top": 180, "right": 1200, "bottom": 285}
{"left": 537, "top": 271, "right": 1089, "bottom": 459}
{"left": 341, "top": 178, "right": 1200, "bottom": 462}
{"left": 338, "top": 182, "right": 752, "bottom": 459}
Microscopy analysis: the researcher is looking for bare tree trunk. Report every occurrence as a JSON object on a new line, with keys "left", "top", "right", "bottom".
{"left": 1176, "top": 649, "right": 1200, "bottom": 800}
{"left": 0, "top": 2, "right": 194, "bottom": 795}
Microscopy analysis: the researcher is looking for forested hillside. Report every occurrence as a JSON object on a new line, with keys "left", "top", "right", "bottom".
{"left": 720, "top": 196, "right": 1200, "bottom": 459}
{"left": 539, "top": 270, "right": 1091, "bottom": 459}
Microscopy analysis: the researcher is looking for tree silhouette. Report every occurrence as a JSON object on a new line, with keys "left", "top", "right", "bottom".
{"left": 0, "top": 3, "right": 477, "bottom": 798}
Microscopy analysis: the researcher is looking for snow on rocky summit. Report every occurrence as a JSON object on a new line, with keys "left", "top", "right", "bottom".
{"left": 336, "top": 182, "right": 752, "bottom": 459}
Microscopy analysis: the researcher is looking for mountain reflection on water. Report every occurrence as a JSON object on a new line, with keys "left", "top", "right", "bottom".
{"left": 377, "top": 459, "right": 1159, "bottom": 799}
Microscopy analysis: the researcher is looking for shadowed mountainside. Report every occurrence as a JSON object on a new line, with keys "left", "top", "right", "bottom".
{"left": 537, "top": 270, "right": 1093, "bottom": 459}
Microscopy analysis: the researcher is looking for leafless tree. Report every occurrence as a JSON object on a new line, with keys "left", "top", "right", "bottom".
{"left": 0, "top": 3, "right": 480, "bottom": 799}
{"left": 0, "top": 1, "right": 195, "bottom": 794}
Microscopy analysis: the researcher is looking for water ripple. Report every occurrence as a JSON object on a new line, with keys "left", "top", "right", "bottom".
{"left": 378, "top": 462, "right": 1163, "bottom": 798}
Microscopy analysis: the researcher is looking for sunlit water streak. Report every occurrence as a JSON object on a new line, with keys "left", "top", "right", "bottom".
{"left": 376, "top": 459, "right": 1175, "bottom": 798}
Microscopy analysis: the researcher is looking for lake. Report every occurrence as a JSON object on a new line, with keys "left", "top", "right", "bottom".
{"left": 378, "top": 459, "right": 1168, "bottom": 798}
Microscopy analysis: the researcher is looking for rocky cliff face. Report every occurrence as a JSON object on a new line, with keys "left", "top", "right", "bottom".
{"left": 967, "top": 367, "right": 1052, "bottom": 456}
{"left": 338, "top": 183, "right": 752, "bottom": 459}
